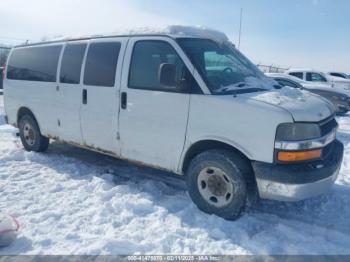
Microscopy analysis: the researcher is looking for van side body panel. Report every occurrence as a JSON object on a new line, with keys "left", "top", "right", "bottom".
{"left": 4, "top": 44, "right": 63, "bottom": 137}
{"left": 79, "top": 37, "right": 128, "bottom": 154}
{"left": 55, "top": 41, "right": 88, "bottom": 144}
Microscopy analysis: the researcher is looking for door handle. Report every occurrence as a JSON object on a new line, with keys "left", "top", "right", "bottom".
{"left": 121, "top": 92, "right": 127, "bottom": 109}
{"left": 82, "top": 89, "right": 87, "bottom": 104}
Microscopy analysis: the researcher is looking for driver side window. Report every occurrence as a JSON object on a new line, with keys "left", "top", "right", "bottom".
{"left": 128, "top": 40, "right": 201, "bottom": 94}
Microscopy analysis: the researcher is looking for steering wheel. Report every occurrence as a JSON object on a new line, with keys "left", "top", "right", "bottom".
{"left": 222, "top": 67, "right": 234, "bottom": 74}
{"left": 220, "top": 67, "right": 234, "bottom": 84}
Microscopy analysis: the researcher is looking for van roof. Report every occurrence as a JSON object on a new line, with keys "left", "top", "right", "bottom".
{"left": 15, "top": 25, "right": 230, "bottom": 48}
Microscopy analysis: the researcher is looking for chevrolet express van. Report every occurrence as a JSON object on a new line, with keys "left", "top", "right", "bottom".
{"left": 3, "top": 26, "right": 343, "bottom": 220}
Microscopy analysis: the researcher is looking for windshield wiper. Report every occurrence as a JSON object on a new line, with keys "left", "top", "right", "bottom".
{"left": 219, "top": 82, "right": 247, "bottom": 92}
{"left": 214, "top": 87, "right": 268, "bottom": 95}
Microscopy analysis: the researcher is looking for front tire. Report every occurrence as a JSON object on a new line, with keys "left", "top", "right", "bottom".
{"left": 186, "top": 149, "right": 257, "bottom": 220}
{"left": 19, "top": 114, "right": 49, "bottom": 152}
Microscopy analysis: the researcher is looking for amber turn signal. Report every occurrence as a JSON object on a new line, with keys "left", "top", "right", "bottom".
{"left": 277, "top": 149, "right": 322, "bottom": 162}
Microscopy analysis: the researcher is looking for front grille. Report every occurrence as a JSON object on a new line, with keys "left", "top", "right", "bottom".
{"left": 319, "top": 117, "right": 338, "bottom": 137}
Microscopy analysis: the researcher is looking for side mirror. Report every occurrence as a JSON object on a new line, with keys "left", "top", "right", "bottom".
{"left": 159, "top": 63, "right": 176, "bottom": 87}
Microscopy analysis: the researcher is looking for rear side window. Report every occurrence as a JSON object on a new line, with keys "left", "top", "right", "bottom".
{"left": 289, "top": 72, "right": 303, "bottom": 80}
{"left": 129, "top": 40, "right": 201, "bottom": 93}
{"left": 7, "top": 45, "right": 62, "bottom": 82}
{"left": 84, "top": 42, "right": 121, "bottom": 87}
{"left": 60, "top": 44, "right": 87, "bottom": 84}
{"left": 330, "top": 73, "right": 345, "bottom": 78}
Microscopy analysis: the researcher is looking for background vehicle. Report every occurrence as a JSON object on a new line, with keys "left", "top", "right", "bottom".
{"left": 286, "top": 69, "right": 350, "bottom": 89}
{"left": 3, "top": 26, "right": 343, "bottom": 220}
{"left": 328, "top": 72, "right": 350, "bottom": 79}
{"left": 267, "top": 73, "right": 350, "bottom": 114}
{"left": 0, "top": 66, "right": 3, "bottom": 94}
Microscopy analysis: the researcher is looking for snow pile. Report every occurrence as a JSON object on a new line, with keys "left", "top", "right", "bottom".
{"left": 0, "top": 96, "right": 350, "bottom": 255}
{"left": 217, "top": 76, "right": 278, "bottom": 93}
{"left": 33, "top": 25, "right": 229, "bottom": 45}
{"left": 252, "top": 86, "right": 309, "bottom": 105}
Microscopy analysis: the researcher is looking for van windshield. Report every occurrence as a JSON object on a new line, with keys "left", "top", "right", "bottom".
{"left": 177, "top": 38, "right": 269, "bottom": 94}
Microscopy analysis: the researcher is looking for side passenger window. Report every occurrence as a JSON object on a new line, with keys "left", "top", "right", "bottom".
{"left": 7, "top": 45, "right": 62, "bottom": 82}
{"left": 84, "top": 42, "right": 121, "bottom": 87}
{"left": 128, "top": 40, "right": 201, "bottom": 93}
{"left": 60, "top": 44, "right": 86, "bottom": 84}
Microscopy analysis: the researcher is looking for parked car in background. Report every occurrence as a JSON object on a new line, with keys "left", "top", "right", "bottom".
{"left": 328, "top": 72, "right": 350, "bottom": 79}
{"left": 286, "top": 69, "right": 350, "bottom": 89}
{"left": 267, "top": 73, "right": 350, "bottom": 114}
{"left": 0, "top": 66, "right": 3, "bottom": 94}
{"left": 3, "top": 26, "right": 343, "bottom": 220}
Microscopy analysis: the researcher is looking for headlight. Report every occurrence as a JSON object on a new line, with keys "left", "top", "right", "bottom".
{"left": 275, "top": 123, "right": 336, "bottom": 163}
{"left": 275, "top": 123, "right": 320, "bottom": 141}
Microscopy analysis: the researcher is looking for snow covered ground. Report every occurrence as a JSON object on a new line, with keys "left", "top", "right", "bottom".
{"left": 0, "top": 94, "right": 349, "bottom": 255}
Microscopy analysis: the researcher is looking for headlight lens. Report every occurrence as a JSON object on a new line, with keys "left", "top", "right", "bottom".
{"left": 276, "top": 123, "right": 321, "bottom": 141}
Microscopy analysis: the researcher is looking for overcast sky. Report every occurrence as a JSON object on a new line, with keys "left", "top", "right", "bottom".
{"left": 0, "top": 0, "right": 349, "bottom": 72}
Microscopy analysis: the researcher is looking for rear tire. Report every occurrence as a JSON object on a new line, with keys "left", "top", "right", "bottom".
{"left": 186, "top": 149, "right": 257, "bottom": 220}
{"left": 18, "top": 114, "right": 49, "bottom": 152}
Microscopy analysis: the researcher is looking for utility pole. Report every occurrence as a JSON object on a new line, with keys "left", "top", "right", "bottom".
{"left": 238, "top": 8, "right": 243, "bottom": 50}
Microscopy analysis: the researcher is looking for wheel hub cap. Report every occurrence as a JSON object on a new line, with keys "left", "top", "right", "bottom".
{"left": 207, "top": 175, "right": 227, "bottom": 196}
{"left": 197, "top": 167, "right": 234, "bottom": 208}
{"left": 23, "top": 122, "right": 36, "bottom": 146}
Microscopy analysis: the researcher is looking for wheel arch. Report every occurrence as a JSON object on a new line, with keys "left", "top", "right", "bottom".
{"left": 181, "top": 139, "right": 253, "bottom": 174}
{"left": 17, "top": 107, "right": 42, "bottom": 132}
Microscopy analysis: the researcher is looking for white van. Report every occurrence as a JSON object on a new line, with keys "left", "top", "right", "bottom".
{"left": 3, "top": 26, "right": 343, "bottom": 220}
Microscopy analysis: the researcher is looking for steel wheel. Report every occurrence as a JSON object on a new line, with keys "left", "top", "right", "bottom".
{"left": 197, "top": 166, "right": 234, "bottom": 208}
{"left": 18, "top": 114, "right": 49, "bottom": 152}
{"left": 22, "top": 121, "right": 36, "bottom": 146}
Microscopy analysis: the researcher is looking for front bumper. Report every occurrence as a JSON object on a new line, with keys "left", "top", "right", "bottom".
{"left": 252, "top": 140, "right": 344, "bottom": 201}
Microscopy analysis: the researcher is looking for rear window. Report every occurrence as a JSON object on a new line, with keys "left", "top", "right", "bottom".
{"left": 330, "top": 73, "right": 345, "bottom": 78}
{"left": 7, "top": 45, "right": 62, "bottom": 82}
{"left": 60, "top": 44, "right": 87, "bottom": 84}
{"left": 83, "top": 42, "right": 121, "bottom": 87}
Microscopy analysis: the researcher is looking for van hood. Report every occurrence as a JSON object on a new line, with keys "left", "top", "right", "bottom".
{"left": 247, "top": 87, "right": 335, "bottom": 122}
